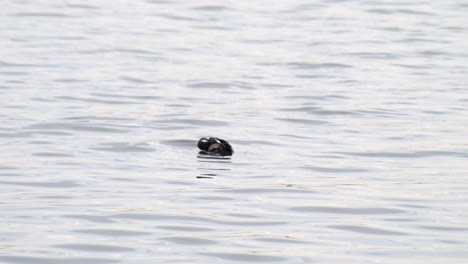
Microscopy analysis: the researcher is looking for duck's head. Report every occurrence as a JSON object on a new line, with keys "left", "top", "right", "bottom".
{"left": 197, "top": 138, "right": 211, "bottom": 151}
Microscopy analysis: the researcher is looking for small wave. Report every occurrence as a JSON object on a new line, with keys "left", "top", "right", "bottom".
{"left": 160, "top": 139, "right": 196, "bottom": 148}
{"left": 276, "top": 118, "right": 328, "bottom": 125}
{"left": 157, "top": 225, "right": 214, "bottom": 232}
{"left": 0, "top": 180, "right": 80, "bottom": 188}
{"left": 200, "top": 253, "right": 286, "bottom": 262}
{"left": 161, "top": 237, "right": 217, "bottom": 245}
{"left": 53, "top": 78, "right": 87, "bottom": 83}
{"left": 347, "top": 52, "right": 399, "bottom": 59}
{"left": 64, "top": 214, "right": 114, "bottom": 223}
{"left": 396, "top": 38, "right": 449, "bottom": 43}
{"left": 254, "top": 237, "right": 307, "bottom": 244}
{"left": 279, "top": 107, "right": 358, "bottom": 116}
{"left": 112, "top": 213, "right": 209, "bottom": 222}
{"left": 91, "top": 93, "right": 161, "bottom": 100}
{"left": 0, "top": 166, "right": 19, "bottom": 170}
{"left": 337, "top": 150, "right": 468, "bottom": 158}
{"left": 192, "top": 5, "right": 234, "bottom": 11}
{"left": 32, "top": 152, "right": 74, "bottom": 157}
{"left": 287, "top": 62, "right": 352, "bottom": 69}
{"left": 330, "top": 225, "right": 408, "bottom": 235}
{"left": 218, "top": 188, "right": 315, "bottom": 194}
{"left": 421, "top": 226, "right": 468, "bottom": 231}
{"left": 112, "top": 213, "right": 283, "bottom": 226}
{"left": 114, "top": 48, "right": 159, "bottom": 55}
{"left": 27, "top": 123, "right": 129, "bottom": 133}
{"left": 0, "top": 256, "right": 117, "bottom": 264}
{"left": 159, "top": 14, "right": 198, "bottom": 22}
{"left": 14, "top": 12, "right": 70, "bottom": 17}
{"left": 393, "top": 63, "right": 431, "bottom": 69}
{"left": 156, "top": 118, "right": 229, "bottom": 126}
{"left": 290, "top": 206, "right": 405, "bottom": 214}
{"left": 286, "top": 94, "right": 350, "bottom": 100}
{"left": 0, "top": 60, "right": 45, "bottom": 68}
{"left": 66, "top": 4, "right": 98, "bottom": 10}
{"left": 232, "top": 140, "right": 280, "bottom": 146}
{"left": 56, "top": 96, "right": 137, "bottom": 105}
{"left": 302, "top": 166, "right": 368, "bottom": 173}
{"left": 55, "top": 244, "right": 135, "bottom": 252}
{"left": 187, "top": 81, "right": 254, "bottom": 90}
{"left": 120, "top": 76, "right": 152, "bottom": 84}
{"left": 0, "top": 132, "right": 32, "bottom": 138}
{"left": 74, "top": 229, "right": 150, "bottom": 236}
{"left": 91, "top": 142, "right": 155, "bottom": 153}
{"left": 367, "top": 8, "right": 434, "bottom": 16}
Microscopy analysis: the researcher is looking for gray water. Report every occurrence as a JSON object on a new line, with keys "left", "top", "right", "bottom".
{"left": 1, "top": 0, "right": 468, "bottom": 263}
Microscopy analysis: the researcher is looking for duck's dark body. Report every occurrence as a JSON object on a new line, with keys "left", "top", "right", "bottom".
{"left": 198, "top": 137, "right": 234, "bottom": 156}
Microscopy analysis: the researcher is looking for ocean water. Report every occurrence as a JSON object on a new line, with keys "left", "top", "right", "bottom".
{"left": 1, "top": 0, "right": 468, "bottom": 263}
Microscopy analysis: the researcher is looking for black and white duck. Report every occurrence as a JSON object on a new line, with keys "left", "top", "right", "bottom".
{"left": 197, "top": 137, "right": 233, "bottom": 156}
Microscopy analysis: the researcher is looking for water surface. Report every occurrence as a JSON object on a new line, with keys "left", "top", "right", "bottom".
{"left": 1, "top": 0, "right": 468, "bottom": 263}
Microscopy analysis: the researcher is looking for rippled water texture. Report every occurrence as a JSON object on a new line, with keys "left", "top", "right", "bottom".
{"left": 1, "top": 0, "right": 468, "bottom": 263}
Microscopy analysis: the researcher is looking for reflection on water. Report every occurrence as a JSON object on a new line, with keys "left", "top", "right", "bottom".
{"left": 197, "top": 154, "right": 232, "bottom": 179}
{"left": 1, "top": 0, "right": 468, "bottom": 263}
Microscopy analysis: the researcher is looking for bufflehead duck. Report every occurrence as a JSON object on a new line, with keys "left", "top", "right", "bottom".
{"left": 198, "top": 137, "right": 233, "bottom": 156}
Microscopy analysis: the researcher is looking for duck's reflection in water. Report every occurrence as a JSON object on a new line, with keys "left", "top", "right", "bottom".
{"left": 196, "top": 154, "right": 231, "bottom": 179}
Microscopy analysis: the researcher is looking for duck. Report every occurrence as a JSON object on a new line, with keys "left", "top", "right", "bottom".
{"left": 198, "top": 137, "right": 234, "bottom": 156}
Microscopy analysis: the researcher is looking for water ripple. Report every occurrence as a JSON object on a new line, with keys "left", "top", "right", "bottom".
{"left": 55, "top": 244, "right": 135, "bottom": 252}
{"left": 66, "top": 4, "right": 98, "bottom": 10}
{"left": 330, "top": 225, "right": 408, "bottom": 235}
{"left": 276, "top": 118, "right": 328, "bottom": 125}
{"left": 279, "top": 107, "right": 358, "bottom": 116}
{"left": 0, "top": 256, "right": 118, "bottom": 264}
{"left": 160, "top": 139, "right": 195, "bottom": 148}
{"left": 290, "top": 206, "right": 405, "bottom": 214}
{"left": 157, "top": 225, "right": 214, "bottom": 232}
{"left": 111, "top": 213, "right": 284, "bottom": 226}
{"left": 201, "top": 253, "right": 286, "bottom": 262}
{"left": 0, "top": 60, "right": 46, "bottom": 68}
{"left": 218, "top": 188, "right": 315, "bottom": 194}
{"left": 14, "top": 12, "right": 70, "bottom": 17}
{"left": 91, "top": 142, "right": 155, "bottom": 153}
{"left": 32, "top": 152, "right": 74, "bottom": 157}
{"left": 155, "top": 119, "right": 229, "bottom": 126}
{"left": 161, "top": 236, "right": 217, "bottom": 245}
{"left": 302, "top": 166, "right": 368, "bottom": 173}
{"left": 56, "top": 96, "right": 137, "bottom": 105}
{"left": 287, "top": 62, "right": 353, "bottom": 69}
{"left": 27, "top": 123, "right": 129, "bottom": 133}
{"left": 74, "top": 229, "right": 150, "bottom": 236}
{"left": 0, "top": 180, "right": 80, "bottom": 188}
{"left": 337, "top": 150, "right": 468, "bottom": 158}
{"left": 64, "top": 215, "right": 114, "bottom": 223}
{"left": 367, "top": 8, "right": 435, "bottom": 16}
{"left": 187, "top": 81, "right": 254, "bottom": 90}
